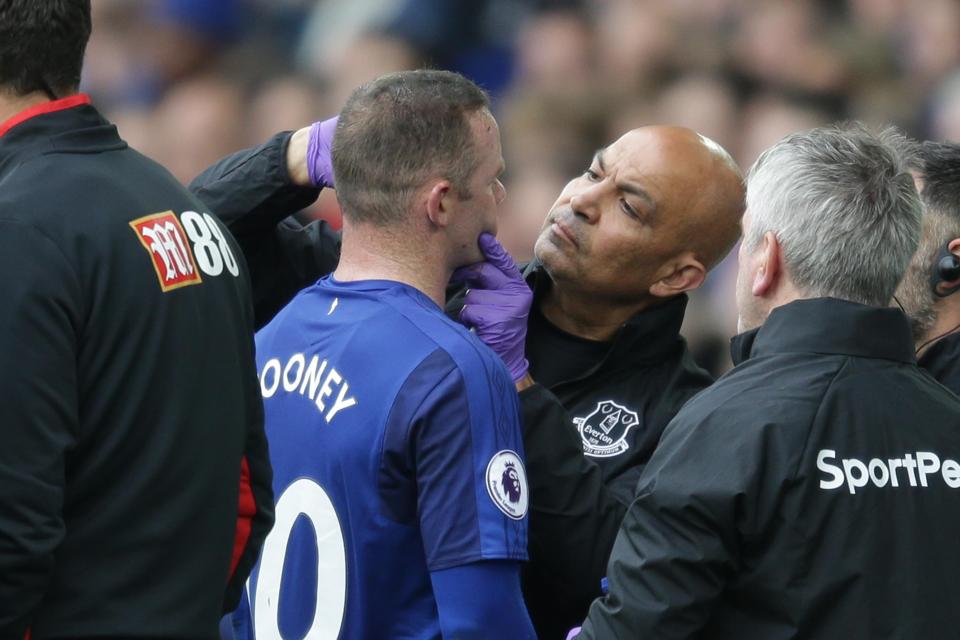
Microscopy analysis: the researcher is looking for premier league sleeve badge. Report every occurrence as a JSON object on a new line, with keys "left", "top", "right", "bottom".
{"left": 486, "top": 450, "right": 529, "bottom": 520}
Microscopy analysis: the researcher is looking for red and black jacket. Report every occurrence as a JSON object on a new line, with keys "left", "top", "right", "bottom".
{"left": 0, "top": 97, "right": 273, "bottom": 638}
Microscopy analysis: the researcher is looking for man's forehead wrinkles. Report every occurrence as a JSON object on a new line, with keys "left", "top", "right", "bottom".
{"left": 594, "top": 148, "right": 608, "bottom": 172}
{"left": 621, "top": 166, "right": 666, "bottom": 194}
{"left": 602, "top": 140, "right": 687, "bottom": 213}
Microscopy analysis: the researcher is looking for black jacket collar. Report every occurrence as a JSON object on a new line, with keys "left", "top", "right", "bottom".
{"left": 523, "top": 261, "right": 689, "bottom": 369}
{"left": 730, "top": 297, "right": 916, "bottom": 366}
{"left": 917, "top": 331, "right": 960, "bottom": 389}
{"left": 0, "top": 101, "right": 125, "bottom": 175}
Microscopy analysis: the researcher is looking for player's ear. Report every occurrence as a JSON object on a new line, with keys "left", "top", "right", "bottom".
{"left": 425, "top": 180, "right": 452, "bottom": 228}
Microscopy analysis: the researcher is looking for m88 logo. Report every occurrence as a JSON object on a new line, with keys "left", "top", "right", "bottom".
{"left": 130, "top": 210, "right": 239, "bottom": 291}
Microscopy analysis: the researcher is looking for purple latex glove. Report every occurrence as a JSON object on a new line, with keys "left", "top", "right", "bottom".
{"left": 306, "top": 115, "right": 338, "bottom": 188}
{"left": 566, "top": 628, "right": 582, "bottom": 640}
{"left": 452, "top": 233, "right": 532, "bottom": 382}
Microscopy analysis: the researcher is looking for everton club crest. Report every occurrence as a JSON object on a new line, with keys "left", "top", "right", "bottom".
{"left": 573, "top": 400, "right": 640, "bottom": 458}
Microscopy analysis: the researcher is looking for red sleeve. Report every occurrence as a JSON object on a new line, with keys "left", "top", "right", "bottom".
{"left": 229, "top": 457, "right": 257, "bottom": 580}
{"left": 223, "top": 405, "right": 274, "bottom": 613}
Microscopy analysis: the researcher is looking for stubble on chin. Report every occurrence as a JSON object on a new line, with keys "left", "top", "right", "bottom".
{"left": 532, "top": 229, "right": 558, "bottom": 268}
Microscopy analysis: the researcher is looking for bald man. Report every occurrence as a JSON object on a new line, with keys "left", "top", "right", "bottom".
{"left": 189, "top": 123, "right": 746, "bottom": 638}
{"left": 452, "top": 126, "right": 745, "bottom": 638}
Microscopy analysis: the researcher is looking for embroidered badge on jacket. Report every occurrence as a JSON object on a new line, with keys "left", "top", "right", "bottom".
{"left": 574, "top": 400, "right": 640, "bottom": 458}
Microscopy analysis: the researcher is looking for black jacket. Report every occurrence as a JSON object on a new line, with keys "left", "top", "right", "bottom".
{"left": 918, "top": 331, "right": 960, "bottom": 394}
{"left": 509, "top": 268, "right": 713, "bottom": 502}
{"left": 188, "top": 132, "right": 338, "bottom": 329}
{"left": 0, "top": 100, "right": 273, "bottom": 638}
{"left": 580, "top": 298, "right": 960, "bottom": 639}
{"left": 449, "top": 267, "right": 713, "bottom": 638}
{"left": 191, "top": 132, "right": 713, "bottom": 639}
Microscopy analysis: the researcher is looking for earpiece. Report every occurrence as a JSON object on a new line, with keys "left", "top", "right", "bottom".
{"left": 931, "top": 243, "right": 960, "bottom": 298}
{"left": 938, "top": 253, "right": 960, "bottom": 282}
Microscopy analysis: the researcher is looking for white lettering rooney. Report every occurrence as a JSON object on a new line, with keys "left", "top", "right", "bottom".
{"left": 259, "top": 353, "right": 357, "bottom": 423}
{"left": 817, "top": 449, "right": 960, "bottom": 494}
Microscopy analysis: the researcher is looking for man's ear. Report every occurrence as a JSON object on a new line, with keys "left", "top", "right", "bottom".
{"left": 751, "top": 231, "right": 781, "bottom": 297}
{"left": 425, "top": 180, "right": 453, "bottom": 228}
{"left": 947, "top": 237, "right": 960, "bottom": 262}
{"left": 649, "top": 254, "right": 706, "bottom": 298}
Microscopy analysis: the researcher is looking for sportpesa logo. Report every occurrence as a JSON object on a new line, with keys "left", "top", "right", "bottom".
{"left": 817, "top": 449, "right": 960, "bottom": 494}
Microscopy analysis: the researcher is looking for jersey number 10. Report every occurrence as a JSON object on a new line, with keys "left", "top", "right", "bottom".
{"left": 249, "top": 479, "right": 347, "bottom": 639}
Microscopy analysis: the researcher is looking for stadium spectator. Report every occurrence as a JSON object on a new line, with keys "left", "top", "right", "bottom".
{"left": 234, "top": 70, "right": 535, "bottom": 638}
{"left": 0, "top": 0, "right": 271, "bottom": 636}
{"left": 927, "top": 71, "right": 960, "bottom": 143}
{"left": 576, "top": 124, "right": 960, "bottom": 638}
{"left": 151, "top": 75, "right": 246, "bottom": 184}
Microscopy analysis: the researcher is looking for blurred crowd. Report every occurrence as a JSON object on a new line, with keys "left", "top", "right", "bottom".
{"left": 83, "top": 0, "right": 960, "bottom": 374}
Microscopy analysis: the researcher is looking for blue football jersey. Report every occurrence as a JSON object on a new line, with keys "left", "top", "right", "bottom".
{"left": 244, "top": 276, "right": 528, "bottom": 639}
